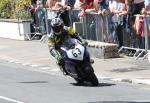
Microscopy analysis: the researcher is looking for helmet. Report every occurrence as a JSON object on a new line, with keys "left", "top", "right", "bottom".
{"left": 51, "top": 17, "right": 64, "bottom": 35}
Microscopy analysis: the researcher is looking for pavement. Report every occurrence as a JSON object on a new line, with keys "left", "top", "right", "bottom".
{"left": 0, "top": 37, "right": 150, "bottom": 86}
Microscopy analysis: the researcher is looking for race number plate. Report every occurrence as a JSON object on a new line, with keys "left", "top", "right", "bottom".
{"left": 66, "top": 44, "right": 85, "bottom": 60}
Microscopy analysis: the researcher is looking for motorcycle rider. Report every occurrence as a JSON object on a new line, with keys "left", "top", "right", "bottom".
{"left": 48, "top": 17, "right": 88, "bottom": 76}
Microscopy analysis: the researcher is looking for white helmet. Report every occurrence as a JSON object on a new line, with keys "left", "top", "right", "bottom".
{"left": 51, "top": 17, "right": 64, "bottom": 34}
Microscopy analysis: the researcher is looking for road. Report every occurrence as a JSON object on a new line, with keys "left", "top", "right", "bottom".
{"left": 0, "top": 59, "right": 150, "bottom": 103}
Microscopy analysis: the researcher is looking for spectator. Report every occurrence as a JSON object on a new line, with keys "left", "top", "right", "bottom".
{"left": 67, "top": 0, "right": 81, "bottom": 25}
{"left": 141, "top": 0, "right": 150, "bottom": 49}
{"left": 31, "top": 0, "right": 37, "bottom": 24}
{"left": 31, "top": 0, "right": 38, "bottom": 8}
{"left": 125, "top": 0, "right": 135, "bottom": 15}
{"left": 132, "top": 0, "right": 145, "bottom": 48}
{"left": 108, "top": 0, "right": 116, "bottom": 43}
{"left": 79, "top": 0, "right": 94, "bottom": 16}
{"left": 74, "top": 0, "right": 83, "bottom": 10}
{"left": 46, "top": 0, "right": 72, "bottom": 27}
{"left": 133, "top": 0, "right": 144, "bottom": 14}
{"left": 42, "top": 0, "right": 47, "bottom": 7}
{"left": 92, "top": 0, "right": 109, "bottom": 15}
{"left": 111, "top": 0, "right": 126, "bottom": 48}
{"left": 35, "top": 0, "right": 46, "bottom": 34}
{"left": 67, "top": 0, "right": 76, "bottom": 7}
{"left": 109, "top": 0, "right": 116, "bottom": 12}
{"left": 122, "top": 0, "right": 135, "bottom": 47}
{"left": 60, "top": 0, "right": 72, "bottom": 27}
{"left": 30, "top": 0, "right": 46, "bottom": 39}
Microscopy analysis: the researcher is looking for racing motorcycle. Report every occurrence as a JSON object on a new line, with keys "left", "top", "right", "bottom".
{"left": 59, "top": 38, "right": 99, "bottom": 86}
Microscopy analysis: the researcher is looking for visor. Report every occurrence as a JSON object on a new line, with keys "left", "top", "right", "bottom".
{"left": 52, "top": 25, "right": 63, "bottom": 33}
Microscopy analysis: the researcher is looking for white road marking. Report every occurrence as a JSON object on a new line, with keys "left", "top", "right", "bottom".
{"left": 0, "top": 96, "right": 24, "bottom": 103}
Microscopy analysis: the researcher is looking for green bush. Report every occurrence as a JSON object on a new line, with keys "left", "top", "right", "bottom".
{"left": 0, "top": 0, "right": 31, "bottom": 20}
{"left": 0, "top": 0, "right": 15, "bottom": 19}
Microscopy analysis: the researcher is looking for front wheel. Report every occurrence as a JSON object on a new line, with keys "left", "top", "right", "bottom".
{"left": 82, "top": 65, "right": 99, "bottom": 86}
{"left": 87, "top": 71, "right": 99, "bottom": 86}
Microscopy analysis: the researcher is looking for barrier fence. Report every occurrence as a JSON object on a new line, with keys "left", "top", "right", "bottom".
{"left": 29, "top": 8, "right": 150, "bottom": 59}
{"left": 81, "top": 13, "right": 150, "bottom": 59}
{"left": 81, "top": 13, "right": 109, "bottom": 42}
{"left": 118, "top": 15, "right": 150, "bottom": 59}
{"left": 144, "top": 15, "right": 150, "bottom": 52}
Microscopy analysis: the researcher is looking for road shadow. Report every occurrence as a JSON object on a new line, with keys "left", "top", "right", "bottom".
{"left": 18, "top": 81, "right": 48, "bottom": 84}
{"left": 98, "top": 83, "right": 116, "bottom": 87}
{"left": 70, "top": 82, "right": 116, "bottom": 87}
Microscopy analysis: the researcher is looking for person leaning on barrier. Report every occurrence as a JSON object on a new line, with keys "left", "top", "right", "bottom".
{"left": 47, "top": 17, "right": 88, "bottom": 74}
{"left": 95, "top": 0, "right": 110, "bottom": 16}
{"left": 110, "top": 0, "right": 126, "bottom": 48}
{"left": 141, "top": 0, "right": 150, "bottom": 50}
{"left": 35, "top": 0, "right": 46, "bottom": 34}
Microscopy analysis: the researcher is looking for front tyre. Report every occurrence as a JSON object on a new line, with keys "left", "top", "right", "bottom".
{"left": 88, "top": 71, "right": 99, "bottom": 86}
{"left": 84, "top": 67, "right": 99, "bottom": 86}
{"left": 74, "top": 78, "right": 84, "bottom": 84}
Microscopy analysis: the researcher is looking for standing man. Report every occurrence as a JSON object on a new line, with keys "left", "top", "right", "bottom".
{"left": 111, "top": 0, "right": 126, "bottom": 48}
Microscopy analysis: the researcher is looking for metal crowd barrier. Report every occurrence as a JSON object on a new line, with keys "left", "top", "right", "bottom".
{"left": 143, "top": 15, "right": 150, "bottom": 59}
{"left": 81, "top": 13, "right": 109, "bottom": 42}
{"left": 119, "top": 15, "right": 150, "bottom": 60}
{"left": 28, "top": 8, "right": 150, "bottom": 60}
{"left": 23, "top": 8, "right": 47, "bottom": 41}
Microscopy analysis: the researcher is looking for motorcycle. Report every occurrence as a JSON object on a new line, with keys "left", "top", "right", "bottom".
{"left": 59, "top": 38, "right": 99, "bottom": 86}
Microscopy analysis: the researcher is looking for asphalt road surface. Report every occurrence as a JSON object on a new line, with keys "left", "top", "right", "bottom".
{"left": 0, "top": 59, "right": 150, "bottom": 103}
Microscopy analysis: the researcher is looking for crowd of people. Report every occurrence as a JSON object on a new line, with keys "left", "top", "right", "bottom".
{"left": 29, "top": 0, "right": 150, "bottom": 49}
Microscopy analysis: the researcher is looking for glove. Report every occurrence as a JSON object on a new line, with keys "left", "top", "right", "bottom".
{"left": 82, "top": 40, "right": 88, "bottom": 46}
{"left": 77, "top": 36, "right": 88, "bottom": 46}
{"left": 57, "top": 56, "right": 65, "bottom": 66}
